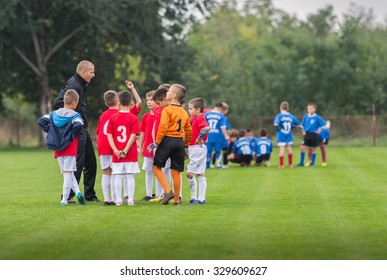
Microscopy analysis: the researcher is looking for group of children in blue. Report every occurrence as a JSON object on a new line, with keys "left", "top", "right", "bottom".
{"left": 207, "top": 101, "right": 330, "bottom": 169}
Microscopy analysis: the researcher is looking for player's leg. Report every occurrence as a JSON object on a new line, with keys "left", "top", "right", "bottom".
{"left": 321, "top": 140, "right": 328, "bottom": 166}
{"left": 142, "top": 157, "right": 154, "bottom": 200}
{"left": 214, "top": 142, "right": 223, "bottom": 168}
{"left": 278, "top": 145, "right": 285, "bottom": 168}
{"left": 286, "top": 145, "right": 293, "bottom": 167}
{"left": 125, "top": 173, "right": 136, "bottom": 206}
{"left": 205, "top": 142, "right": 213, "bottom": 169}
{"left": 197, "top": 174, "right": 207, "bottom": 204}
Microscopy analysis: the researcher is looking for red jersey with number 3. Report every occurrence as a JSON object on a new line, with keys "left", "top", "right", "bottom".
{"left": 107, "top": 111, "right": 140, "bottom": 163}
{"left": 96, "top": 108, "right": 119, "bottom": 156}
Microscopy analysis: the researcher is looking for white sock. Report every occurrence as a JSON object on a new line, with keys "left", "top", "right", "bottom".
{"left": 155, "top": 179, "right": 164, "bottom": 197}
{"left": 163, "top": 167, "right": 171, "bottom": 186}
{"left": 71, "top": 172, "right": 80, "bottom": 194}
{"left": 125, "top": 174, "right": 135, "bottom": 203}
{"left": 145, "top": 170, "right": 154, "bottom": 197}
{"left": 114, "top": 174, "right": 124, "bottom": 204}
{"left": 62, "top": 173, "right": 72, "bottom": 203}
{"left": 102, "top": 174, "right": 111, "bottom": 202}
{"left": 198, "top": 175, "right": 207, "bottom": 202}
{"left": 188, "top": 176, "right": 197, "bottom": 200}
{"left": 110, "top": 174, "right": 116, "bottom": 201}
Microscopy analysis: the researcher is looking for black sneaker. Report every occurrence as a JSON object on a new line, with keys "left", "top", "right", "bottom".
{"left": 109, "top": 201, "right": 116, "bottom": 206}
{"left": 161, "top": 191, "right": 174, "bottom": 205}
{"left": 61, "top": 195, "right": 76, "bottom": 204}
{"left": 141, "top": 196, "right": 152, "bottom": 201}
{"left": 104, "top": 201, "right": 110, "bottom": 206}
{"left": 86, "top": 197, "right": 100, "bottom": 202}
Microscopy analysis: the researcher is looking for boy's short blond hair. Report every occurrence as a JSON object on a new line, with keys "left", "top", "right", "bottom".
{"left": 76, "top": 60, "right": 94, "bottom": 74}
{"left": 171, "top": 84, "right": 186, "bottom": 101}
{"left": 280, "top": 101, "right": 289, "bottom": 111}
{"left": 146, "top": 90, "right": 156, "bottom": 98}
{"left": 103, "top": 90, "right": 118, "bottom": 106}
{"left": 64, "top": 89, "right": 79, "bottom": 105}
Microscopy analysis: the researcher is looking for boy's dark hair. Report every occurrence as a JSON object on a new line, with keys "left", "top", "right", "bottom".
{"left": 238, "top": 130, "right": 246, "bottom": 138}
{"left": 64, "top": 89, "right": 79, "bottom": 105}
{"left": 214, "top": 102, "right": 224, "bottom": 109}
{"left": 118, "top": 90, "right": 133, "bottom": 106}
{"left": 189, "top": 98, "right": 205, "bottom": 112}
{"left": 260, "top": 129, "right": 268, "bottom": 137}
{"left": 153, "top": 87, "right": 167, "bottom": 102}
{"left": 103, "top": 90, "right": 118, "bottom": 106}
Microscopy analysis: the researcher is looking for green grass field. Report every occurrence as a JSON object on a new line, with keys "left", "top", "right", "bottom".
{"left": 0, "top": 147, "right": 386, "bottom": 260}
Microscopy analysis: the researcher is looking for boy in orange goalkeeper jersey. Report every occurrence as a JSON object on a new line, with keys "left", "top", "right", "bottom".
{"left": 147, "top": 84, "right": 192, "bottom": 205}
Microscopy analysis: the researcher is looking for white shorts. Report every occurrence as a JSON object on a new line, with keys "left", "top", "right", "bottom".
{"left": 57, "top": 156, "right": 77, "bottom": 173}
{"left": 99, "top": 155, "right": 113, "bottom": 170}
{"left": 187, "top": 145, "right": 207, "bottom": 175}
{"left": 112, "top": 162, "right": 141, "bottom": 175}
{"left": 142, "top": 156, "right": 154, "bottom": 171}
{"left": 277, "top": 142, "right": 293, "bottom": 147}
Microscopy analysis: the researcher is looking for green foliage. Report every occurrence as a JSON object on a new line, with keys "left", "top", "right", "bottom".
{"left": 0, "top": 147, "right": 386, "bottom": 259}
{"left": 183, "top": 1, "right": 387, "bottom": 128}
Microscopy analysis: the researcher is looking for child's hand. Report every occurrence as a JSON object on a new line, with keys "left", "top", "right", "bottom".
{"left": 146, "top": 142, "right": 158, "bottom": 153}
{"left": 196, "top": 138, "right": 204, "bottom": 147}
{"left": 125, "top": 80, "right": 134, "bottom": 89}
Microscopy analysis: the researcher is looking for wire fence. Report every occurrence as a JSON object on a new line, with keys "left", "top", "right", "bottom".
{"left": 1, "top": 115, "right": 387, "bottom": 148}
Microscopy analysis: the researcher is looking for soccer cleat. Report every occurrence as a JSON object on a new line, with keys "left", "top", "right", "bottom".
{"left": 189, "top": 199, "right": 198, "bottom": 205}
{"left": 109, "top": 201, "right": 116, "bottom": 205}
{"left": 198, "top": 200, "right": 206, "bottom": 204}
{"left": 61, "top": 201, "right": 67, "bottom": 206}
{"left": 296, "top": 163, "right": 304, "bottom": 167}
{"left": 141, "top": 196, "right": 152, "bottom": 201}
{"left": 127, "top": 200, "right": 135, "bottom": 206}
{"left": 77, "top": 192, "right": 86, "bottom": 205}
{"left": 149, "top": 196, "right": 162, "bottom": 202}
{"left": 278, "top": 165, "right": 284, "bottom": 169}
{"left": 173, "top": 202, "right": 181, "bottom": 206}
{"left": 116, "top": 202, "right": 123, "bottom": 206}
{"left": 161, "top": 191, "right": 174, "bottom": 205}
{"left": 322, "top": 162, "right": 328, "bottom": 167}
{"left": 104, "top": 201, "right": 110, "bottom": 206}
{"left": 305, "top": 162, "right": 310, "bottom": 167}
{"left": 288, "top": 164, "right": 293, "bottom": 168}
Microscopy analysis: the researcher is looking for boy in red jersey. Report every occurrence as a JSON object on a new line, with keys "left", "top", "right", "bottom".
{"left": 95, "top": 90, "right": 119, "bottom": 205}
{"left": 38, "top": 89, "right": 86, "bottom": 206}
{"left": 147, "top": 84, "right": 192, "bottom": 205}
{"left": 107, "top": 90, "right": 141, "bottom": 206}
{"left": 139, "top": 90, "right": 163, "bottom": 200}
{"left": 186, "top": 98, "right": 210, "bottom": 204}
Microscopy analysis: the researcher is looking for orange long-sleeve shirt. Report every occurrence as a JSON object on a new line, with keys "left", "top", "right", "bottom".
{"left": 155, "top": 104, "right": 192, "bottom": 146}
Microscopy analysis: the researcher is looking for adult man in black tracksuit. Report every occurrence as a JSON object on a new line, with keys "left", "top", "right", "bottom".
{"left": 54, "top": 60, "right": 99, "bottom": 202}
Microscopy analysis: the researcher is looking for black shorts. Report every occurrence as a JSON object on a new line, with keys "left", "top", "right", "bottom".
{"left": 153, "top": 136, "right": 185, "bottom": 172}
{"left": 320, "top": 138, "right": 329, "bottom": 145}
{"left": 230, "top": 154, "right": 252, "bottom": 164}
{"left": 255, "top": 154, "right": 271, "bottom": 164}
{"left": 302, "top": 133, "right": 319, "bottom": 147}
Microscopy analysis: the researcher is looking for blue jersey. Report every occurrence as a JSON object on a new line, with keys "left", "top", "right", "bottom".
{"left": 249, "top": 136, "right": 258, "bottom": 151}
{"left": 319, "top": 128, "right": 330, "bottom": 141}
{"left": 274, "top": 112, "right": 300, "bottom": 143}
{"left": 301, "top": 114, "right": 326, "bottom": 133}
{"left": 232, "top": 137, "right": 253, "bottom": 155}
{"left": 220, "top": 116, "right": 231, "bottom": 148}
{"left": 204, "top": 110, "right": 226, "bottom": 143}
{"left": 255, "top": 137, "right": 273, "bottom": 156}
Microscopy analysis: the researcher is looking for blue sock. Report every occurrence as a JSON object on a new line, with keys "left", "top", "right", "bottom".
{"left": 311, "top": 154, "right": 316, "bottom": 166}
{"left": 300, "top": 152, "right": 305, "bottom": 164}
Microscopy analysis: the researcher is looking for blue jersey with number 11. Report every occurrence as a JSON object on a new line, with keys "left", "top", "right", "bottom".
{"left": 274, "top": 112, "right": 299, "bottom": 143}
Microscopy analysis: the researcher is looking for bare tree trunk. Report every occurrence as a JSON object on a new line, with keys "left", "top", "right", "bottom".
{"left": 38, "top": 68, "right": 51, "bottom": 146}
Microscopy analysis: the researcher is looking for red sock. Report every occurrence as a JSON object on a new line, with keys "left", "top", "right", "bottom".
{"left": 321, "top": 145, "right": 326, "bottom": 162}
{"left": 279, "top": 156, "right": 284, "bottom": 166}
{"left": 288, "top": 153, "right": 293, "bottom": 165}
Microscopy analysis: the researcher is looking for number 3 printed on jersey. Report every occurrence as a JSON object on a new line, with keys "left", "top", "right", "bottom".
{"left": 117, "top": 125, "right": 127, "bottom": 143}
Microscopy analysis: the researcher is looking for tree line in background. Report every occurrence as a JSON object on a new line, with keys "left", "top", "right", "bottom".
{"left": 1, "top": 0, "right": 387, "bottom": 131}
